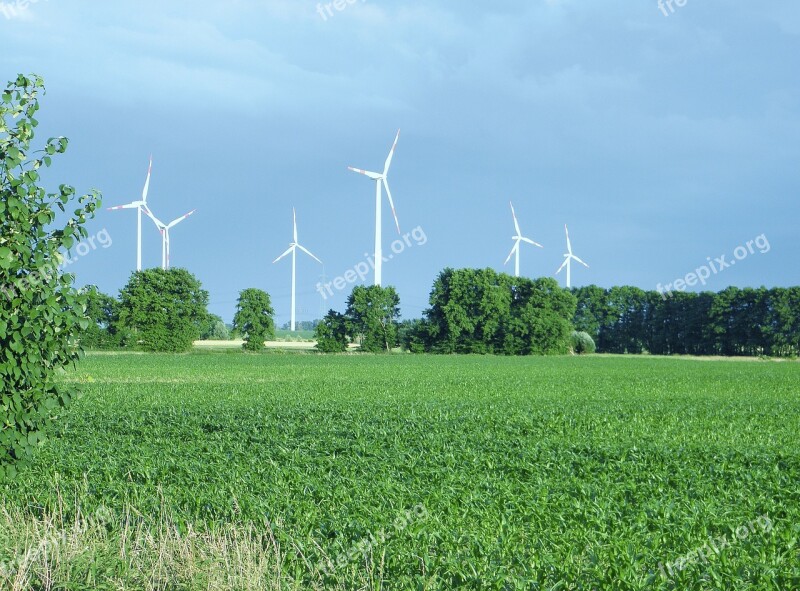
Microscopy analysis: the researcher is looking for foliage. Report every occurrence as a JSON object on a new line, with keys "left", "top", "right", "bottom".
{"left": 281, "top": 319, "right": 319, "bottom": 332}
{"left": 314, "top": 310, "right": 348, "bottom": 353}
{"left": 570, "top": 331, "right": 596, "bottom": 354}
{"left": 424, "top": 269, "right": 576, "bottom": 355}
{"left": 3, "top": 353, "right": 799, "bottom": 589}
{"left": 79, "top": 286, "right": 122, "bottom": 349}
{"left": 233, "top": 288, "right": 275, "bottom": 351}
{"left": 0, "top": 74, "right": 100, "bottom": 479}
{"left": 117, "top": 269, "right": 209, "bottom": 353}
{"left": 572, "top": 285, "right": 800, "bottom": 357}
{"left": 398, "top": 319, "right": 429, "bottom": 354}
{"left": 345, "top": 285, "right": 401, "bottom": 353}
{"left": 199, "top": 313, "right": 230, "bottom": 341}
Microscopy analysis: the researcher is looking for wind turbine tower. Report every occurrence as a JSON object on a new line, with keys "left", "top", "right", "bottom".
{"left": 556, "top": 224, "right": 589, "bottom": 288}
{"left": 504, "top": 201, "right": 543, "bottom": 277}
{"left": 347, "top": 130, "right": 402, "bottom": 286}
{"left": 273, "top": 208, "right": 323, "bottom": 332}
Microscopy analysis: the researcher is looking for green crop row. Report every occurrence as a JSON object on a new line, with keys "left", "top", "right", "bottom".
{"left": 1, "top": 354, "right": 798, "bottom": 589}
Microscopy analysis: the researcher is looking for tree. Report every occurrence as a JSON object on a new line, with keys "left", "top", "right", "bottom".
{"left": 200, "top": 313, "right": 230, "bottom": 340}
{"left": 767, "top": 287, "right": 800, "bottom": 357}
{"left": 0, "top": 74, "right": 101, "bottom": 478}
{"left": 118, "top": 268, "right": 209, "bottom": 353}
{"left": 603, "top": 286, "right": 648, "bottom": 354}
{"left": 345, "top": 285, "right": 401, "bottom": 352}
{"left": 424, "top": 269, "right": 576, "bottom": 355}
{"left": 315, "top": 310, "right": 349, "bottom": 353}
{"left": 281, "top": 320, "right": 319, "bottom": 332}
{"left": 233, "top": 288, "right": 275, "bottom": 351}
{"left": 501, "top": 276, "right": 576, "bottom": 355}
{"left": 424, "top": 268, "right": 508, "bottom": 354}
{"left": 398, "top": 319, "right": 429, "bottom": 353}
{"left": 571, "top": 285, "right": 610, "bottom": 345}
{"left": 80, "top": 286, "right": 121, "bottom": 349}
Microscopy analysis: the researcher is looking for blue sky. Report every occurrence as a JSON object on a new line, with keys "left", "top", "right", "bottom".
{"left": 1, "top": 0, "right": 798, "bottom": 325}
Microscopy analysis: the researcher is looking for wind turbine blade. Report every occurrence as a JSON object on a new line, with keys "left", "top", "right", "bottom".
{"left": 383, "top": 179, "right": 401, "bottom": 234}
{"left": 383, "top": 129, "right": 400, "bottom": 176}
{"left": 504, "top": 242, "right": 519, "bottom": 266}
{"left": 555, "top": 257, "right": 569, "bottom": 275}
{"left": 510, "top": 202, "right": 521, "bottom": 236}
{"left": 348, "top": 166, "right": 382, "bottom": 180}
{"left": 142, "top": 206, "right": 165, "bottom": 228}
{"left": 565, "top": 224, "right": 573, "bottom": 255}
{"left": 273, "top": 246, "right": 294, "bottom": 264}
{"left": 293, "top": 208, "right": 298, "bottom": 243}
{"left": 297, "top": 244, "right": 323, "bottom": 265}
{"left": 572, "top": 255, "right": 590, "bottom": 268}
{"left": 520, "top": 237, "right": 544, "bottom": 248}
{"left": 166, "top": 209, "right": 197, "bottom": 229}
{"left": 142, "top": 156, "right": 153, "bottom": 203}
{"left": 107, "top": 202, "right": 141, "bottom": 211}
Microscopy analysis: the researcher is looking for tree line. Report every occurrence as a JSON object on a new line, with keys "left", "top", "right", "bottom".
{"left": 571, "top": 285, "right": 800, "bottom": 357}
{"left": 81, "top": 268, "right": 800, "bottom": 359}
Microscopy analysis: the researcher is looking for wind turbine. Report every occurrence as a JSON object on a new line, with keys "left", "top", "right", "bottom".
{"left": 107, "top": 156, "right": 152, "bottom": 271}
{"left": 556, "top": 224, "right": 589, "bottom": 288}
{"left": 348, "top": 129, "right": 402, "bottom": 286}
{"left": 504, "top": 201, "right": 543, "bottom": 277}
{"left": 273, "top": 208, "right": 323, "bottom": 332}
{"left": 143, "top": 208, "right": 196, "bottom": 270}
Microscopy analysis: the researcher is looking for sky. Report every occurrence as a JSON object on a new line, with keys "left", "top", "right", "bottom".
{"left": 1, "top": 0, "right": 798, "bottom": 325}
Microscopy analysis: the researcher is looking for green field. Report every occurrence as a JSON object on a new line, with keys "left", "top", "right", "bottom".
{"left": 2, "top": 353, "right": 799, "bottom": 590}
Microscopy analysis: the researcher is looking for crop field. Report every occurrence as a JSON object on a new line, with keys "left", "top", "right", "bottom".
{"left": 1, "top": 353, "right": 799, "bottom": 590}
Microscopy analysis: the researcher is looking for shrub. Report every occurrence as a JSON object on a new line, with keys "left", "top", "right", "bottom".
{"left": 571, "top": 331, "right": 597, "bottom": 355}
{"left": 0, "top": 74, "right": 101, "bottom": 479}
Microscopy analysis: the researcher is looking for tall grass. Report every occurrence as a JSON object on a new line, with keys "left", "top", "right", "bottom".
{"left": 0, "top": 496, "right": 387, "bottom": 591}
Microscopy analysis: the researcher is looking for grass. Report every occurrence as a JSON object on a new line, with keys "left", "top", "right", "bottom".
{"left": 1, "top": 353, "right": 799, "bottom": 590}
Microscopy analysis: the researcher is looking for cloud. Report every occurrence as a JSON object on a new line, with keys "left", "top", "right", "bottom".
{"left": 0, "top": 0, "right": 40, "bottom": 22}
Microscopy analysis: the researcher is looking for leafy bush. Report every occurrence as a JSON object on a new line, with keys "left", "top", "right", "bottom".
{"left": 233, "top": 289, "right": 275, "bottom": 351}
{"left": 117, "top": 269, "right": 209, "bottom": 353}
{"left": 571, "top": 331, "right": 596, "bottom": 354}
{"left": 0, "top": 74, "right": 100, "bottom": 479}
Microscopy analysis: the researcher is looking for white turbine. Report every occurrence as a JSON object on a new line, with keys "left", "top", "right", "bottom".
{"left": 143, "top": 208, "right": 196, "bottom": 270}
{"left": 503, "top": 201, "right": 543, "bottom": 277}
{"left": 107, "top": 156, "right": 152, "bottom": 271}
{"left": 273, "top": 208, "right": 323, "bottom": 332}
{"left": 348, "top": 129, "right": 402, "bottom": 286}
{"left": 555, "top": 224, "right": 589, "bottom": 288}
